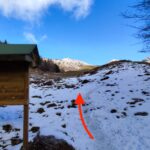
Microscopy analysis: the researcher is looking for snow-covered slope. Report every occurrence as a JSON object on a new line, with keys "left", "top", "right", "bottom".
{"left": 52, "top": 58, "right": 92, "bottom": 72}
{"left": 0, "top": 61, "right": 150, "bottom": 150}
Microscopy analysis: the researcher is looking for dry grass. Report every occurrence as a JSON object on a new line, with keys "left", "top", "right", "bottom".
{"left": 30, "top": 65, "right": 98, "bottom": 79}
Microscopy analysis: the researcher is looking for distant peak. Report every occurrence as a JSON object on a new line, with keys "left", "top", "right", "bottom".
{"left": 52, "top": 58, "right": 92, "bottom": 72}
{"left": 108, "top": 59, "right": 119, "bottom": 63}
{"left": 53, "top": 58, "right": 90, "bottom": 65}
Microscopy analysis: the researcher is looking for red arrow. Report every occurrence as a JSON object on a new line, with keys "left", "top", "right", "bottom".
{"left": 75, "top": 93, "right": 94, "bottom": 140}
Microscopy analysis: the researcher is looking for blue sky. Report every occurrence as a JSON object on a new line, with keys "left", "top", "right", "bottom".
{"left": 0, "top": 0, "right": 149, "bottom": 65}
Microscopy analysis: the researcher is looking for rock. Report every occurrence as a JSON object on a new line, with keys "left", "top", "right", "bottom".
{"left": 106, "top": 83, "right": 117, "bottom": 86}
{"left": 124, "top": 107, "right": 128, "bottom": 111}
{"left": 40, "top": 101, "right": 50, "bottom": 106}
{"left": 105, "top": 70, "right": 113, "bottom": 75}
{"left": 47, "top": 103, "right": 57, "bottom": 108}
{"left": 42, "top": 80, "right": 53, "bottom": 86}
{"left": 127, "top": 98, "right": 144, "bottom": 105}
{"left": 142, "top": 91, "right": 150, "bottom": 96}
{"left": 134, "top": 112, "right": 148, "bottom": 116}
{"left": 45, "top": 94, "right": 52, "bottom": 97}
{"left": 110, "top": 109, "right": 117, "bottom": 113}
{"left": 81, "top": 79, "right": 90, "bottom": 84}
{"left": 31, "top": 127, "right": 40, "bottom": 133}
{"left": 32, "top": 95, "right": 42, "bottom": 99}
{"left": 61, "top": 124, "right": 66, "bottom": 128}
{"left": 111, "top": 94, "right": 115, "bottom": 96}
{"left": 56, "top": 112, "right": 61, "bottom": 116}
{"left": 64, "top": 84, "right": 75, "bottom": 88}
{"left": 121, "top": 112, "right": 127, "bottom": 116}
{"left": 11, "top": 137, "right": 22, "bottom": 146}
{"left": 2, "top": 124, "right": 12, "bottom": 133}
{"left": 14, "top": 128, "right": 20, "bottom": 132}
{"left": 67, "top": 100, "right": 77, "bottom": 108}
{"left": 59, "top": 106, "right": 65, "bottom": 109}
{"left": 26, "top": 135, "right": 75, "bottom": 150}
{"left": 105, "top": 90, "right": 111, "bottom": 92}
{"left": 37, "top": 108, "right": 45, "bottom": 114}
{"left": 129, "top": 90, "right": 133, "bottom": 92}
{"left": 144, "top": 77, "right": 150, "bottom": 81}
{"left": 101, "top": 76, "right": 109, "bottom": 81}
{"left": 144, "top": 73, "right": 150, "bottom": 76}
{"left": 0, "top": 105, "right": 6, "bottom": 107}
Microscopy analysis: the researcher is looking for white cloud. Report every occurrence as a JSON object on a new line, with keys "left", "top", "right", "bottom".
{"left": 40, "top": 34, "right": 48, "bottom": 41}
{"left": 0, "top": 0, "right": 93, "bottom": 21}
{"left": 23, "top": 32, "right": 48, "bottom": 43}
{"left": 23, "top": 32, "right": 38, "bottom": 43}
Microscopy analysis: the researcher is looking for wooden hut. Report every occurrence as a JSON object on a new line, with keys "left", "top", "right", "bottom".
{"left": 0, "top": 44, "right": 40, "bottom": 149}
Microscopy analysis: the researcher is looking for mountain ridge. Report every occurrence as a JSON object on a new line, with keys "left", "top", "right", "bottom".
{"left": 40, "top": 57, "right": 95, "bottom": 72}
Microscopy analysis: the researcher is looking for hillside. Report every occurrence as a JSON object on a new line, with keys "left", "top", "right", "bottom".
{"left": 0, "top": 61, "right": 150, "bottom": 150}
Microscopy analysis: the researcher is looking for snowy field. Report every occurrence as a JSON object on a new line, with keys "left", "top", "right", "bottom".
{"left": 0, "top": 61, "right": 150, "bottom": 150}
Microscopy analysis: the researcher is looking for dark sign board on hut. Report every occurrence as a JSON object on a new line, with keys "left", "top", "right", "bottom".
{"left": 0, "top": 44, "right": 40, "bottom": 150}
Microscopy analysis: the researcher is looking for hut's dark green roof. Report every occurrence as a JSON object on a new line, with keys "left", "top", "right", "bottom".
{"left": 0, "top": 44, "right": 37, "bottom": 54}
{"left": 0, "top": 44, "right": 40, "bottom": 67}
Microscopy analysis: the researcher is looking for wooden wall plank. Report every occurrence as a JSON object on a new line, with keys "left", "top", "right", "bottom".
{"left": 0, "top": 70, "right": 27, "bottom": 102}
{"left": 0, "top": 99, "right": 28, "bottom": 105}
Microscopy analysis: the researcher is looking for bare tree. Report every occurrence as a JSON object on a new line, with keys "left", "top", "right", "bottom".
{"left": 123, "top": 0, "right": 150, "bottom": 52}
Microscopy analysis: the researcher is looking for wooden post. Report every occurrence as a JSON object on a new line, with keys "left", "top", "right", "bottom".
{"left": 23, "top": 67, "right": 29, "bottom": 150}
{"left": 23, "top": 104, "right": 29, "bottom": 150}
